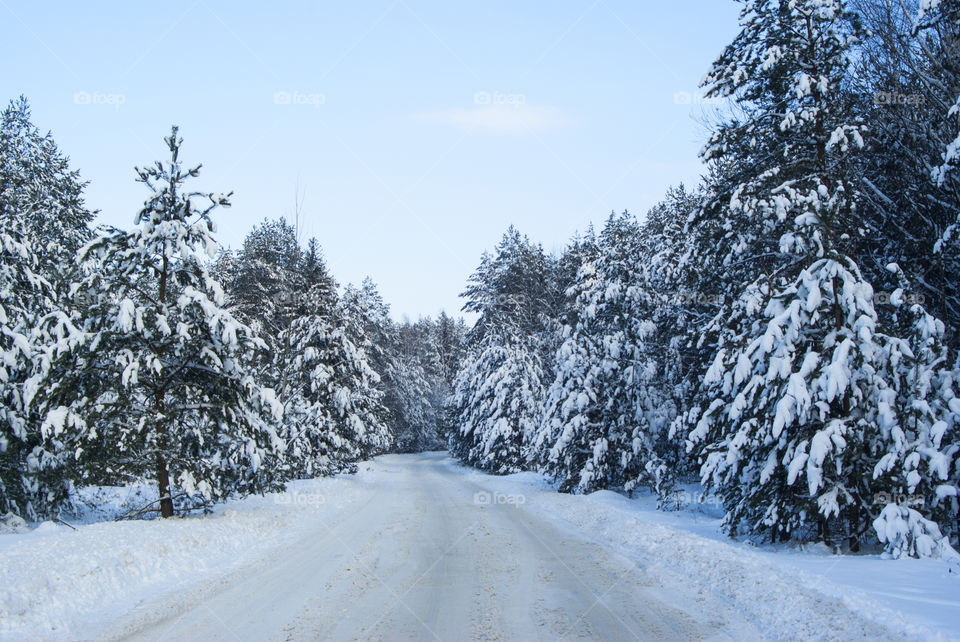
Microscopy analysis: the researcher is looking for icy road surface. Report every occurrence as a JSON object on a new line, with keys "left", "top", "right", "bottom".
{"left": 100, "top": 453, "right": 894, "bottom": 641}
{"left": 8, "top": 452, "right": 936, "bottom": 640}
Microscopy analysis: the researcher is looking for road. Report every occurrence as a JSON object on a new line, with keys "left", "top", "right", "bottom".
{"left": 110, "top": 453, "right": 741, "bottom": 641}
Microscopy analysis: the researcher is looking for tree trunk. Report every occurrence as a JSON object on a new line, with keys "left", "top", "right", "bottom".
{"left": 155, "top": 251, "right": 174, "bottom": 519}
{"left": 156, "top": 452, "right": 174, "bottom": 518}
{"left": 848, "top": 507, "right": 860, "bottom": 553}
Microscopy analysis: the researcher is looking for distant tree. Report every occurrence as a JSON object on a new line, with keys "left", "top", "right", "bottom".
{"left": 278, "top": 281, "right": 390, "bottom": 475}
{"left": 450, "top": 227, "right": 556, "bottom": 471}
{"left": 0, "top": 217, "right": 69, "bottom": 519}
{"left": 229, "top": 217, "right": 303, "bottom": 341}
{"left": 451, "top": 340, "right": 544, "bottom": 472}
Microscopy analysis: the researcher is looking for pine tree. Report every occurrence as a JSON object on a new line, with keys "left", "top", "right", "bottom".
{"left": 30, "top": 127, "right": 284, "bottom": 518}
{"left": 433, "top": 312, "right": 467, "bottom": 443}
{"left": 450, "top": 227, "right": 556, "bottom": 472}
{"left": 0, "top": 96, "right": 93, "bottom": 284}
{"left": 636, "top": 186, "right": 704, "bottom": 483}
{"left": 849, "top": 0, "right": 960, "bottom": 346}
{"left": 277, "top": 283, "right": 389, "bottom": 475}
{"left": 301, "top": 237, "right": 339, "bottom": 309}
{"left": 339, "top": 282, "right": 394, "bottom": 458}
{"left": 536, "top": 213, "right": 667, "bottom": 494}
{"left": 0, "top": 217, "right": 69, "bottom": 519}
{"left": 681, "top": 0, "right": 959, "bottom": 554}
{"left": 917, "top": 0, "right": 960, "bottom": 187}
{"left": 229, "top": 217, "right": 303, "bottom": 342}
{"left": 389, "top": 321, "right": 445, "bottom": 453}
{"left": 450, "top": 339, "right": 543, "bottom": 472}
{"left": 0, "top": 96, "right": 92, "bottom": 519}
{"left": 434, "top": 311, "right": 466, "bottom": 390}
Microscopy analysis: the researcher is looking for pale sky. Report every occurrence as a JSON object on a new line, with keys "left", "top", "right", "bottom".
{"left": 2, "top": 0, "right": 741, "bottom": 320}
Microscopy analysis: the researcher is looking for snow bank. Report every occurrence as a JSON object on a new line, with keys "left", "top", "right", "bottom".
{"left": 0, "top": 513, "right": 29, "bottom": 534}
{"left": 0, "top": 473, "right": 374, "bottom": 640}
{"left": 451, "top": 460, "right": 960, "bottom": 641}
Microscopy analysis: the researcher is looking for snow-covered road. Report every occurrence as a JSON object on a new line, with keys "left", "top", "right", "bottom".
{"left": 111, "top": 453, "right": 733, "bottom": 641}
{"left": 5, "top": 452, "right": 953, "bottom": 641}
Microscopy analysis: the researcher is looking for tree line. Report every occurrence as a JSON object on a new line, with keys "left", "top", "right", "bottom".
{"left": 0, "top": 101, "right": 464, "bottom": 521}
{"left": 448, "top": 0, "right": 960, "bottom": 559}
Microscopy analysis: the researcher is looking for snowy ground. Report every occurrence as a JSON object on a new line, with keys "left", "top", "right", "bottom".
{"left": 0, "top": 452, "right": 957, "bottom": 641}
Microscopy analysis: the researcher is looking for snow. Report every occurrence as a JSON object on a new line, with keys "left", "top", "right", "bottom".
{"left": 1, "top": 454, "right": 957, "bottom": 640}
{"left": 461, "top": 464, "right": 960, "bottom": 641}
{"left": 0, "top": 475, "right": 367, "bottom": 639}
{"left": 0, "top": 513, "right": 28, "bottom": 534}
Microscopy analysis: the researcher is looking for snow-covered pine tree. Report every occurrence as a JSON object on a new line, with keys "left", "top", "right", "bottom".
{"left": 229, "top": 217, "right": 303, "bottom": 344}
{"left": 868, "top": 264, "right": 960, "bottom": 552}
{"left": 636, "top": 185, "right": 705, "bottom": 482}
{"left": 277, "top": 287, "right": 349, "bottom": 477}
{"left": 450, "top": 227, "right": 555, "bottom": 472}
{"left": 300, "top": 237, "right": 339, "bottom": 308}
{"left": 379, "top": 317, "right": 449, "bottom": 454}
{"left": 30, "top": 127, "right": 284, "bottom": 518}
{"left": 434, "top": 311, "right": 466, "bottom": 389}
{"left": 388, "top": 344, "right": 440, "bottom": 453}
{"left": 450, "top": 338, "right": 544, "bottom": 473}
{"left": 536, "top": 213, "right": 667, "bottom": 494}
{"left": 460, "top": 227, "right": 558, "bottom": 347}
{"left": 432, "top": 312, "right": 467, "bottom": 443}
{"left": 542, "top": 228, "right": 598, "bottom": 372}
{"left": 277, "top": 280, "right": 389, "bottom": 477}
{"left": 339, "top": 282, "right": 394, "bottom": 458}
{"left": 917, "top": 0, "right": 960, "bottom": 188}
{"left": 681, "top": 0, "right": 959, "bottom": 552}
{"left": 0, "top": 97, "right": 93, "bottom": 519}
{"left": 0, "top": 97, "right": 93, "bottom": 285}
{"left": 0, "top": 216, "right": 70, "bottom": 519}
{"left": 849, "top": 0, "right": 960, "bottom": 346}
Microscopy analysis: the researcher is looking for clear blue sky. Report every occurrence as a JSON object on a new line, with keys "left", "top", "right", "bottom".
{"left": 2, "top": 0, "right": 740, "bottom": 321}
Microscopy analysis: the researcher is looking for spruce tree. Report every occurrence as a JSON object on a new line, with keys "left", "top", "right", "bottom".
{"left": 277, "top": 280, "right": 390, "bottom": 476}
{"left": 0, "top": 96, "right": 93, "bottom": 283}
